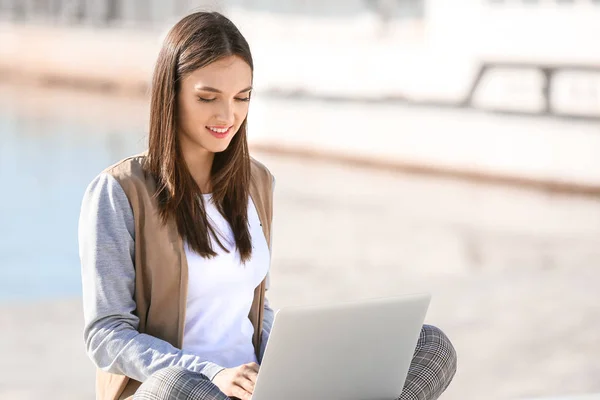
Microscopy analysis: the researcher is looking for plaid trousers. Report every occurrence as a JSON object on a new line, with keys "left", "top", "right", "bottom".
{"left": 134, "top": 324, "right": 457, "bottom": 400}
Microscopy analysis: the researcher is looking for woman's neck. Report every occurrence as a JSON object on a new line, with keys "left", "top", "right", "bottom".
{"left": 181, "top": 146, "right": 215, "bottom": 193}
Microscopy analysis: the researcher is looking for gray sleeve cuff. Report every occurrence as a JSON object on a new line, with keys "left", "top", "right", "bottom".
{"left": 200, "top": 362, "right": 227, "bottom": 381}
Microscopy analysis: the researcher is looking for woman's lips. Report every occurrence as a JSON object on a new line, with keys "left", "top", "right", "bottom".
{"left": 206, "top": 126, "right": 232, "bottom": 139}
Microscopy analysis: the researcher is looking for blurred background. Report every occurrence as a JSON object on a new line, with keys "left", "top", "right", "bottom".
{"left": 1, "top": 1, "right": 600, "bottom": 399}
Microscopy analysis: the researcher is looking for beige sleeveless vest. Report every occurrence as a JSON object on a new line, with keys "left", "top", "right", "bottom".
{"left": 96, "top": 153, "right": 274, "bottom": 400}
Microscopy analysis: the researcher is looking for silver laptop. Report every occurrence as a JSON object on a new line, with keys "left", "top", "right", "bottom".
{"left": 252, "top": 293, "right": 431, "bottom": 400}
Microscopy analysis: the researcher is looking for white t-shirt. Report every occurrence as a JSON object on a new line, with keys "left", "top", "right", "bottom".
{"left": 182, "top": 194, "right": 270, "bottom": 368}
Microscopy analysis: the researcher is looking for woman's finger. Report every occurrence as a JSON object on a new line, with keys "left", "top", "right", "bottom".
{"left": 245, "top": 362, "right": 260, "bottom": 373}
{"left": 242, "top": 366, "right": 259, "bottom": 385}
{"left": 231, "top": 383, "right": 252, "bottom": 400}
{"left": 235, "top": 373, "right": 256, "bottom": 394}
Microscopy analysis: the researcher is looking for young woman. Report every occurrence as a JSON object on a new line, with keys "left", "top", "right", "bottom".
{"left": 79, "top": 11, "right": 457, "bottom": 400}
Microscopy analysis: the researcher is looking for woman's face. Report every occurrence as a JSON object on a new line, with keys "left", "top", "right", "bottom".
{"left": 177, "top": 55, "right": 252, "bottom": 154}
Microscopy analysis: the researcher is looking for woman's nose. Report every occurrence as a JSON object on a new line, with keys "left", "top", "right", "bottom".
{"left": 214, "top": 101, "right": 234, "bottom": 124}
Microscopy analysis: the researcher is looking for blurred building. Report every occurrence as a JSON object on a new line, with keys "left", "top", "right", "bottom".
{"left": 0, "top": 0, "right": 598, "bottom": 184}
{"left": 0, "top": 0, "right": 424, "bottom": 27}
{"left": 2, "top": 0, "right": 599, "bottom": 116}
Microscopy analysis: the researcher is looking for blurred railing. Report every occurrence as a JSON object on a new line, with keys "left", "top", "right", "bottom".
{"left": 0, "top": 0, "right": 424, "bottom": 28}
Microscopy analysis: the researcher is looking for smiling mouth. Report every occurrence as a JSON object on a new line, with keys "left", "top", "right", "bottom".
{"left": 207, "top": 126, "right": 230, "bottom": 133}
{"left": 206, "top": 126, "right": 232, "bottom": 138}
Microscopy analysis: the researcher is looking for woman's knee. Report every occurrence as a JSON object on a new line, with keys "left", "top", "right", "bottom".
{"left": 418, "top": 325, "right": 457, "bottom": 388}
{"left": 134, "top": 366, "right": 228, "bottom": 400}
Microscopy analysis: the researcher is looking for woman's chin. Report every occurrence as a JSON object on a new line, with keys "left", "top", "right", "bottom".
{"left": 205, "top": 140, "right": 232, "bottom": 154}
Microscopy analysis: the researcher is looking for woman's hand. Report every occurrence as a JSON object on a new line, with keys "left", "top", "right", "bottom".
{"left": 212, "top": 362, "right": 259, "bottom": 400}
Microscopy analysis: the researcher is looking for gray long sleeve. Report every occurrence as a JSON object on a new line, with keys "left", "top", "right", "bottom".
{"left": 260, "top": 289, "right": 275, "bottom": 362}
{"left": 78, "top": 173, "right": 225, "bottom": 382}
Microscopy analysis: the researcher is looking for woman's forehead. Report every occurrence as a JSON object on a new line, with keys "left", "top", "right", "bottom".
{"left": 184, "top": 56, "right": 252, "bottom": 92}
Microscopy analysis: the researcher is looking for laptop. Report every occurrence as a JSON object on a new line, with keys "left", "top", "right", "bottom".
{"left": 251, "top": 293, "right": 431, "bottom": 400}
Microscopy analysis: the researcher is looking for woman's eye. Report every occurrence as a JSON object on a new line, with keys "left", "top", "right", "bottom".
{"left": 197, "top": 96, "right": 250, "bottom": 103}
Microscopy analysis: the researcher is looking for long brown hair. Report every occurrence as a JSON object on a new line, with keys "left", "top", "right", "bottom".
{"left": 146, "top": 11, "right": 253, "bottom": 262}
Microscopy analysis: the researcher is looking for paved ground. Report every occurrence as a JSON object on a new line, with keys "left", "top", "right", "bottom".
{"left": 1, "top": 153, "right": 599, "bottom": 400}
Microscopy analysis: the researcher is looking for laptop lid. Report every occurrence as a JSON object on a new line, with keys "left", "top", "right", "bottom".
{"left": 252, "top": 293, "right": 431, "bottom": 400}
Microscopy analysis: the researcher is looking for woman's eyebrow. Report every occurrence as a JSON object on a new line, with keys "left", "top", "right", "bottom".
{"left": 194, "top": 85, "right": 253, "bottom": 94}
